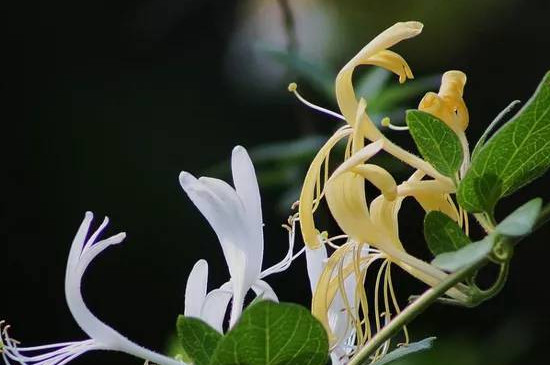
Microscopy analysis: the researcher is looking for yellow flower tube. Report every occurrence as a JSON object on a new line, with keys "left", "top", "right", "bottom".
{"left": 334, "top": 21, "right": 454, "bottom": 188}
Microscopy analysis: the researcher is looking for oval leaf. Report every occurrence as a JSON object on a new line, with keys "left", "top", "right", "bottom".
{"left": 431, "top": 235, "right": 495, "bottom": 272}
{"left": 424, "top": 211, "right": 471, "bottom": 256}
{"left": 211, "top": 301, "right": 329, "bottom": 365}
{"left": 176, "top": 316, "right": 222, "bottom": 365}
{"left": 406, "top": 110, "right": 464, "bottom": 178}
{"left": 458, "top": 71, "right": 550, "bottom": 213}
{"left": 369, "top": 337, "right": 437, "bottom": 365}
{"left": 496, "top": 198, "right": 542, "bottom": 237}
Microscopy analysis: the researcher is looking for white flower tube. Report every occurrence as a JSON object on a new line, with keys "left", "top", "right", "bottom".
{"left": 1, "top": 213, "right": 182, "bottom": 365}
{"left": 179, "top": 146, "right": 298, "bottom": 330}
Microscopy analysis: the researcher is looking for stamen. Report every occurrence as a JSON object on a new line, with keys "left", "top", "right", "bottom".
{"left": 381, "top": 117, "right": 409, "bottom": 131}
{"left": 288, "top": 83, "right": 346, "bottom": 121}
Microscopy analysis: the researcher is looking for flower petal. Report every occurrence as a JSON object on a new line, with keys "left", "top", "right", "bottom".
{"left": 231, "top": 145, "right": 264, "bottom": 253}
{"left": 184, "top": 260, "right": 209, "bottom": 318}
{"left": 201, "top": 283, "right": 233, "bottom": 333}
{"left": 305, "top": 244, "right": 327, "bottom": 293}
{"left": 251, "top": 280, "right": 278, "bottom": 302}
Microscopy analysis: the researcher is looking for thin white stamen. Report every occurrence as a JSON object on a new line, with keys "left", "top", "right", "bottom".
{"left": 288, "top": 83, "right": 346, "bottom": 121}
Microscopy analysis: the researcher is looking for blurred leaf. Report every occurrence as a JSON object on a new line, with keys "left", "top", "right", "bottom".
{"left": 250, "top": 135, "right": 326, "bottom": 163}
{"left": 458, "top": 71, "right": 550, "bottom": 213}
{"left": 368, "top": 75, "right": 440, "bottom": 115}
{"left": 355, "top": 68, "right": 392, "bottom": 101}
{"left": 261, "top": 47, "right": 334, "bottom": 99}
{"left": 211, "top": 301, "right": 328, "bottom": 365}
{"left": 406, "top": 110, "right": 463, "bottom": 178}
{"left": 432, "top": 235, "right": 495, "bottom": 272}
{"left": 496, "top": 198, "right": 542, "bottom": 237}
{"left": 370, "top": 337, "right": 437, "bottom": 365}
{"left": 176, "top": 316, "right": 222, "bottom": 365}
{"left": 424, "top": 211, "right": 471, "bottom": 256}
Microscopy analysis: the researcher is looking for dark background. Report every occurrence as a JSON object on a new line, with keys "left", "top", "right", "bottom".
{"left": 4, "top": 1, "right": 550, "bottom": 364}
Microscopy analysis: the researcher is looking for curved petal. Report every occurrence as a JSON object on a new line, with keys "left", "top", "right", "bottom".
{"left": 184, "top": 260, "right": 209, "bottom": 318}
{"left": 231, "top": 146, "right": 264, "bottom": 257}
{"left": 251, "top": 280, "right": 278, "bottom": 302}
{"left": 179, "top": 171, "right": 252, "bottom": 321}
{"left": 64, "top": 212, "right": 183, "bottom": 365}
{"left": 201, "top": 282, "right": 233, "bottom": 333}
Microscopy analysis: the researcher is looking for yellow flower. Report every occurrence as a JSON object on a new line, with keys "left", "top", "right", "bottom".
{"left": 290, "top": 21, "right": 474, "bottom": 351}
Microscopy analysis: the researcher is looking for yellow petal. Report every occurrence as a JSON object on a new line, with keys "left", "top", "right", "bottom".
{"left": 370, "top": 194, "right": 403, "bottom": 246}
{"left": 418, "top": 70, "right": 469, "bottom": 133}
{"left": 325, "top": 171, "right": 386, "bottom": 245}
{"left": 364, "top": 50, "right": 414, "bottom": 84}
{"left": 353, "top": 165, "right": 397, "bottom": 201}
{"left": 336, "top": 21, "right": 423, "bottom": 131}
{"left": 299, "top": 127, "right": 353, "bottom": 249}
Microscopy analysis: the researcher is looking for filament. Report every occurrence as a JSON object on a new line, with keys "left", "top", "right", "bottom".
{"left": 288, "top": 83, "right": 346, "bottom": 121}
{"left": 381, "top": 117, "right": 409, "bottom": 131}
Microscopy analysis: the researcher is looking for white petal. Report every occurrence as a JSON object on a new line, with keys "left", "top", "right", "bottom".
{"left": 201, "top": 282, "right": 233, "bottom": 333}
{"left": 184, "top": 260, "right": 209, "bottom": 318}
{"left": 305, "top": 245, "right": 327, "bottom": 293}
{"left": 63, "top": 213, "right": 183, "bottom": 365}
{"left": 251, "top": 280, "right": 278, "bottom": 302}
{"left": 231, "top": 145, "right": 264, "bottom": 253}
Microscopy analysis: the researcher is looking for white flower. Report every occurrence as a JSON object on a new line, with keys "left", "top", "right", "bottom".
{"left": 1, "top": 212, "right": 182, "bottom": 365}
{"left": 179, "top": 146, "right": 299, "bottom": 330}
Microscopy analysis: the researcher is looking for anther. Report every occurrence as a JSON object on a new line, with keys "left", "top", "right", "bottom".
{"left": 287, "top": 82, "right": 346, "bottom": 121}
{"left": 381, "top": 117, "right": 409, "bottom": 131}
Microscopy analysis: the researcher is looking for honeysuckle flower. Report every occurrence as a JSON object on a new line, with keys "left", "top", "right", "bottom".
{"left": 179, "top": 146, "right": 298, "bottom": 330}
{"left": 288, "top": 21, "right": 475, "bottom": 351}
{"left": 1, "top": 212, "right": 183, "bottom": 365}
{"left": 418, "top": 70, "right": 471, "bottom": 175}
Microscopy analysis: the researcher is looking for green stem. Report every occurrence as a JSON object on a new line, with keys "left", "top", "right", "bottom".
{"left": 348, "top": 257, "right": 487, "bottom": 365}
{"left": 475, "top": 261, "right": 509, "bottom": 301}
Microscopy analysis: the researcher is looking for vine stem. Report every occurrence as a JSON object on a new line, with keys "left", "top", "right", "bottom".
{"left": 348, "top": 257, "right": 487, "bottom": 365}
{"left": 347, "top": 202, "right": 550, "bottom": 365}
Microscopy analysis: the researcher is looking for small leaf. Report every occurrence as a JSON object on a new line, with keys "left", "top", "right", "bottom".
{"left": 406, "top": 110, "right": 463, "bottom": 178}
{"left": 424, "top": 211, "right": 471, "bottom": 256}
{"left": 211, "top": 301, "right": 329, "bottom": 365}
{"left": 496, "top": 198, "right": 543, "bottom": 237}
{"left": 176, "top": 316, "right": 222, "bottom": 365}
{"left": 432, "top": 235, "right": 495, "bottom": 272}
{"left": 369, "top": 337, "right": 437, "bottom": 365}
{"left": 458, "top": 71, "right": 550, "bottom": 213}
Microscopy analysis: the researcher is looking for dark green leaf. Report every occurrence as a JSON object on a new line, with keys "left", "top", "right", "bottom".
{"left": 424, "top": 211, "right": 471, "bottom": 256}
{"left": 496, "top": 198, "right": 543, "bottom": 237}
{"left": 458, "top": 71, "right": 550, "bottom": 213}
{"left": 211, "top": 301, "right": 328, "bottom": 365}
{"left": 471, "top": 100, "right": 521, "bottom": 160}
{"left": 369, "top": 337, "right": 437, "bottom": 365}
{"left": 406, "top": 110, "right": 463, "bottom": 177}
{"left": 176, "top": 316, "right": 222, "bottom": 365}
{"left": 432, "top": 235, "right": 495, "bottom": 272}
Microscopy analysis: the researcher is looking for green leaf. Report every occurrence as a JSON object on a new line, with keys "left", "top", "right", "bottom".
{"left": 432, "top": 235, "right": 495, "bottom": 272}
{"left": 424, "top": 211, "right": 471, "bottom": 256}
{"left": 176, "top": 316, "right": 222, "bottom": 365}
{"left": 496, "top": 198, "right": 543, "bottom": 237}
{"left": 211, "top": 301, "right": 329, "bottom": 365}
{"left": 406, "top": 110, "right": 463, "bottom": 178}
{"left": 458, "top": 71, "right": 550, "bottom": 213}
{"left": 369, "top": 337, "right": 437, "bottom": 365}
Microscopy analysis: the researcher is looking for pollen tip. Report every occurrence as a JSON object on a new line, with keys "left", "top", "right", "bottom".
{"left": 381, "top": 117, "right": 391, "bottom": 127}
{"left": 288, "top": 82, "right": 297, "bottom": 92}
